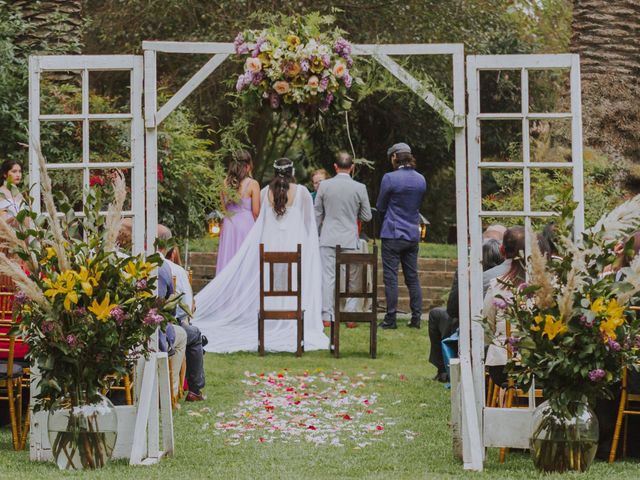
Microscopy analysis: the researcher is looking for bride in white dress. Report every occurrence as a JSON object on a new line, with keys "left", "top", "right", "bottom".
{"left": 192, "top": 158, "right": 329, "bottom": 352}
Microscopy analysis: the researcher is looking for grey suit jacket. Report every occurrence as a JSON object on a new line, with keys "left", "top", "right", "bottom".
{"left": 315, "top": 173, "right": 372, "bottom": 249}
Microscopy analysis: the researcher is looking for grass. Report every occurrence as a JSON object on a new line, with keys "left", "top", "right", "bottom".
{"left": 2, "top": 322, "right": 639, "bottom": 479}
{"left": 186, "top": 236, "right": 457, "bottom": 260}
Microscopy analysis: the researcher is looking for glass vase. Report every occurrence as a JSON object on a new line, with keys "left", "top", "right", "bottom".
{"left": 530, "top": 400, "right": 598, "bottom": 473}
{"left": 47, "top": 391, "right": 118, "bottom": 470}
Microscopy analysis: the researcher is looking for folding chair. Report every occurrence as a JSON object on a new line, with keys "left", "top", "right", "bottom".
{"left": 609, "top": 367, "right": 640, "bottom": 462}
{"left": 0, "top": 279, "right": 26, "bottom": 450}
{"left": 258, "top": 244, "right": 304, "bottom": 357}
{"left": 331, "top": 244, "right": 378, "bottom": 358}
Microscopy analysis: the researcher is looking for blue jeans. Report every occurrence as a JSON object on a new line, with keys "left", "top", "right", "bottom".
{"left": 381, "top": 239, "right": 422, "bottom": 323}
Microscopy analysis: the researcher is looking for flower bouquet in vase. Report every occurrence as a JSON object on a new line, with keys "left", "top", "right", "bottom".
{"left": 0, "top": 150, "right": 180, "bottom": 469}
{"left": 486, "top": 193, "right": 640, "bottom": 473}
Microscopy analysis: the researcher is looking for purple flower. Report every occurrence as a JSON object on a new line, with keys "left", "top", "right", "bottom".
{"left": 300, "top": 59, "right": 310, "bottom": 72}
{"left": 588, "top": 369, "right": 606, "bottom": 382}
{"left": 517, "top": 282, "right": 528, "bottom": 292}
{"left": 346, "top": 56, "right": 354, "bottom": 68}
{"left": 580, "top": 315, "right": 594, "bottom": 328}
{"left": 14, "top": 291, "right": 27, "bottom": 306}
{"left": 492, "top": 298, "right": 508, "bottom": 310}
{"left": 41, "top": 321, "right": 55, "bottom": 333}
{"left": 343, "top": 73, "right": 353, "bottom": 89}
{"left": 322, "top": 54, "right": 331, "bottom": 68}
{"left": 269, "top": 93, "right": 280, "bottom": 109}
{"left": 319, "top": 76, "right": 329, "bottom": 92}
{"left": 143, "top": 308, "right": 163, "bottom": 326}
{"left": 635, "top": 335, "right": 640, "bottom": 349}
{"left": 319, "top": 93, "right": 334, "bottom": 112}
{"left": 73, "top": 307, "right": 87, "bottom": 317}
{"left": 66, "top": 334, "right": 78, "bottom": 347}
{"left": 334, "top": 38, "right": 352, "bottom": 57}
{"left": 251, "top": 37, "right": 265, "bottom": 57}
{"left": 252, "top": 71, "right": 265, "bottom": 86}
{"left": 608, "top": 339, "right": 621, "bottom": 352}
{"left": 233, "top": 32, "right": 249, "bottom": 55}
{"left": 235, "top": 72, "right": 253, "bottom": 92}
{"left": 136, "top": 278, "right": 148, "bottom": 291}
{"left": 110, "top": 306, "right": 126, "bottom": 325}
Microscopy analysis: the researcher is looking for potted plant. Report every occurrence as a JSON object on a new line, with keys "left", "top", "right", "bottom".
{"left": 485, "top": 193, "right": 640, "bottom": 473}
{"left": 0, "top": 152, "right": 179, "bottom": 470}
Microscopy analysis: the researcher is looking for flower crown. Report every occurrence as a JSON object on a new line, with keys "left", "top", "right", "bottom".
{"left": 273, "top": 160, "right": 294, "bottom": 176}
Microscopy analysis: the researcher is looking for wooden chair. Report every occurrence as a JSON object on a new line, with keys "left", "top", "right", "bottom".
{"left": 331, "top": 244, "right": 378, "bottom": 358}
{"left": 103, "top": 370, "right": 135, "bottom": 406}
{"left": 258, "top": 244, "right": 304, "bottom": 357}
{"left": 0, "top": 280, "right": 26, "bottom": 450}
{"left": 609, "top": 366, "right": 640, "bottom": 462}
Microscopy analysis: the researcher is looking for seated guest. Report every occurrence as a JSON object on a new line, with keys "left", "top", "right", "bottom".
{"left": 311, "top": 168, "right": 330, "bottom": 202}
{"left": 158, "top": 225, "right": 206, "bottom": 402}
{"left": 428, "top": 237, "right": 504, "bottom": 382}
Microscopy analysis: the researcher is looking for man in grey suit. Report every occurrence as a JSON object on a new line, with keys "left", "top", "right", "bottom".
{"left": 315, "top": 152, "right": 372, "bottom": 323}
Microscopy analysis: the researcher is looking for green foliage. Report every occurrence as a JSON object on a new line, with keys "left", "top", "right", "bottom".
{"left": 483, "top": 149, "right": 629, "bottom": 228}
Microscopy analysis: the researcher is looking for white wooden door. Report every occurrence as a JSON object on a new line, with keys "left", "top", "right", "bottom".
{"left": 465, "top": 54, "right": 584, "bottom": 451}
{"left": 28, "top": 55, "right": 145, "bottom": 254}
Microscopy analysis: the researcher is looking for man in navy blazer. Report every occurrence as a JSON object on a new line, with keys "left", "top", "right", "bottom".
{"left": 376, "top": 143, "right": 427, "bottom": 329}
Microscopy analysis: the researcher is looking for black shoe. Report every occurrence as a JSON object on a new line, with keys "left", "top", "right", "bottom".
{"left": 378, "top": 320, "right": 397, "bottom": 329}
{"left": 407, "top": 321, "right": 421, "bottom": 329}
{"left": 437, "top": 372, "right": 449, "bottom": 383}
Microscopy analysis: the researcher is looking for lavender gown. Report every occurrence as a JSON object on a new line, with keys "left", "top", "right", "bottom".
{"left": 216, "top": 196, "right": 255, "bottom": 274}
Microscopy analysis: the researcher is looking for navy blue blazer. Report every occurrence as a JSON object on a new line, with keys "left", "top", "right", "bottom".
{"left": 376, "top": 167, "right": 426, "bottom": 242}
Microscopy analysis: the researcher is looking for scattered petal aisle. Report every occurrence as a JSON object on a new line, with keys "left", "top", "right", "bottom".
{"left": 198, "top": 370, "right": 417, "bottom": 447}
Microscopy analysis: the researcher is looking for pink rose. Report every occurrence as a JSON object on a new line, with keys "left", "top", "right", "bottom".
{"left": 332, "top": 62, "right": 347, "bottom": 78}
{"left": 245, "top": 57, "right": 262, "bottom": 74}
{"left": 273, "top": 81, "right": 290, "bottom": 95}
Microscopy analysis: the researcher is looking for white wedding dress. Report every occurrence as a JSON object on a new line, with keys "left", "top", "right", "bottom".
{"left": 192, "top": 184, "right": 329, "bottom": 352}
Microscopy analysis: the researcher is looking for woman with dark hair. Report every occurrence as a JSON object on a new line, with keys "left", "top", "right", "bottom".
{"left": 0, "top": 159, "right": 25, "bottom": 226}
{"left": 216, "top": 150, "right": 260, "bottom": 273}
{"left": 193, "top": 158, "right": 329, "bottom": 353}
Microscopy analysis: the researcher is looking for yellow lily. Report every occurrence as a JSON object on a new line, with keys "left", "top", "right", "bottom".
{"left": 124, "top": 260, "right": 155, "bottom": 280}
{"left": 605, "top": 298, "right": 625, "bottom": 324}
{"left": 542, "top": 315, "right": 567, "bottom": 340}
{"left": 88, "top": 293, "right": 118, "bottom": 322}
{"left": 530, "top": 314, "right": 544, "bottom": 332}
{"left": 76, "top": 266, "right": 96, "bottom": 296}
{"left": 44, "top": 270, "right": 79, "bottom": 311}
{"left": 590, "top": 297, "right": 606, "bottom": 314}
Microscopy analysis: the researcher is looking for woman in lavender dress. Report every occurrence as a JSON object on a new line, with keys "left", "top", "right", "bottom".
{"left": 216, "top": 151, "right": 260, "bottom": 273}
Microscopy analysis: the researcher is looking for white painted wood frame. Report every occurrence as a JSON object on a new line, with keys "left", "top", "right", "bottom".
{"left": 27, "top": 54, "right": 174, "bottom": 465}
{"left": 141, "top": 39, "right": 477, "bottom": 470}
{"left": 466, "top": 54, "right": 584, "bottom": 454}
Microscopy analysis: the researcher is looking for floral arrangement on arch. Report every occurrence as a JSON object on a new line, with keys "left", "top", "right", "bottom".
{"left": 0, "top": 151, "right": 179, "bottom": 411}
{"left": 485, "top": 192, "right": 640, "bottom": 419}
{"left": 233, "top": 13, "right": 358, "bottom": 114}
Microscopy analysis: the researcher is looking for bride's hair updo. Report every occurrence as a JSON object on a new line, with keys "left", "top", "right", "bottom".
{"left": 225, "top": 150, "right": 253, "bottom": 191}
{"left": 270, "top": 157, "right": 296, "bottom": 217}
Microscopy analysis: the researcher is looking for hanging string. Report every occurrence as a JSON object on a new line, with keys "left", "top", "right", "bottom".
{"left": 344, "top": 111, "right": 357, "bottom": 160}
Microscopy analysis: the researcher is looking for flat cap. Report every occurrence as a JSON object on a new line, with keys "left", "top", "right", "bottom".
{"left": 387, "top": 142, "right": 412, "bottom": 157}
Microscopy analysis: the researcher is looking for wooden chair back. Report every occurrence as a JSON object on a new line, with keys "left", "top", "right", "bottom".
{"left": 332, "top": 244, "right": 378, "bottom": 358}
{"left": 258, "top": 244, "right": 304, "bottom": 356}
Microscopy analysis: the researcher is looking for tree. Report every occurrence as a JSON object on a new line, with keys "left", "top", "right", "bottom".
{"left": 571, "top": 0, "right": 640, "bottom": 166}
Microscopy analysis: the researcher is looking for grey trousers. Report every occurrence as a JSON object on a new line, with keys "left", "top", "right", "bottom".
{"left": 320, "top": 246, "right": 361, "bottom": 321}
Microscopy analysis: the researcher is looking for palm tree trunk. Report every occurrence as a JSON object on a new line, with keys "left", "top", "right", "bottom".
{"left": 571, "top": 0, "right": 640, "bottom": 163}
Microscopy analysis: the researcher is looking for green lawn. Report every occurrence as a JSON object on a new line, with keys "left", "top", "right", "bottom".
{"left": 2, "top": 322, "right": 639, "bottom": 479}
{"left": 186, "top": 236, "right": 457, "bottom": 260}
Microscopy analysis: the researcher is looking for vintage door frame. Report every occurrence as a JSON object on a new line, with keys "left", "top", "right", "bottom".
{"left": 27, "top": 54, "right": 174, "bottom": 465}
{"left": 465, "top": 54, "right": 584, "bottom": 456}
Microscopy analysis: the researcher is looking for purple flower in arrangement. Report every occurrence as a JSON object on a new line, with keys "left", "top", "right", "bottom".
{"left": 588, "top": 369, "right": 606, "bottom": 382}
{"left": 14, "top": 291, "right": 27, "bottom": 306}
{"left": 635, "top": 335, "right": 640, "bottom": 349}
{"left": 270, "top": 93, "right": 280, "bottom": 109}
{"left": 110, "top": 306, "right": 126, "bottom": 325}
{"left": 343, "top": 73, "right": 353, "bottom": 89}
{"left": 608, "top": 338, "right": 621, "bottom": 352}
{"left": 252, "top": 71, "right": 265, "bottom": 86}
{"left": 580, "top": 315, "right": 594, "bottom": 328}
{"left": 322, "top": 54, "right": 331, "bottom": 68}
{"left": 41, "top": 320, "right": 55, "bottom": 333}
{"left": 236, "top": 72, "right": 253, "bottom": 92}
{"left": 319, "top": 76, "right": 329, "bottom": 92}
{"left": 506, "top": 336, "right": 520, "bottom": 353}
{"left": 492, "top": 298, "right": 508, "bottom": 310}
{"left": 517, "top": 282, "right": 528, "bottom": 292}
{"left": 233, "top": 32, "right": 249, "bottom": 55}
{"left": 334, "top": 37, "right": 352, "bottom": 57}
{"left": 252, "top": 37, "right": 265, "bottom": 57}
{"left": 319, "top": 92, "right": 334, "bottom": 112}
{"left": 143, "top": 308, "right": 163, "bottom": 326}
{"left": 66, "top": 334, "right": 78, "bottom": 348}
{"left": 73, "top": 307, "right": 87, "bottom": 317}
{"left": 300, "top": 59, "right": 310, "bottom": 72}
{"left": 136, "top": 278, "right": 148, "bottom": 291}
{"left": 346, "top": 56, "right": 354, "bottom": 68}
